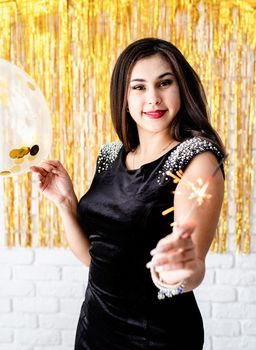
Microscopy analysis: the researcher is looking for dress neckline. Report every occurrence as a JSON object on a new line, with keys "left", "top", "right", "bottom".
{"left": 121, "top": 143, "right": 181, "bottom": 174}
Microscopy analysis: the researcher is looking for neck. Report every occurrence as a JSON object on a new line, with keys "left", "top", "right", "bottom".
{"left": 129, "top": 130, "right": 178, "bottom": 170}
{"left": 136, "top": 130, "right": 174, "bottom": 156}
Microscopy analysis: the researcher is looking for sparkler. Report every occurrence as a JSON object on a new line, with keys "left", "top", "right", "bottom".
{"left": 148, "top": 154, "right": 228, "bottom": 300}
{"left": 162, "top": 154, "right": 228, "bottom": 225}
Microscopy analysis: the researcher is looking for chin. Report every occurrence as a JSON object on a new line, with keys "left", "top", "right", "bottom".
{"left": 144, "top": 126, "right": 171, "bottom": 134}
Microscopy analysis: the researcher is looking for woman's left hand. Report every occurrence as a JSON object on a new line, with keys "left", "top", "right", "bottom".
{"left": 147, "top": 222, "right": 198, "bottom": 284}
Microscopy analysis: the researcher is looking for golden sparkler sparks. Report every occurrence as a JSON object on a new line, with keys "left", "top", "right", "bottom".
{"left": 187, "top": 178, "right": 212, "bottom": 206}
{"left": 165, "top": 170, "right": 212, "bottom": 208}
{"left": 162, "top": 154, "right": 228, "bottom": 222}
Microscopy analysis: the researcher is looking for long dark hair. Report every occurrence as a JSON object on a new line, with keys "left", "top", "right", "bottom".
{"left": 110, "top": 37, "right": 225, "bottom": 154}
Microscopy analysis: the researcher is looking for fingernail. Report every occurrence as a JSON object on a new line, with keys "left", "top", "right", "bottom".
{"left": 173, "top": 226, "right": 178, "bottom": 233}
{"left": 150, "top": 249, "right": 157, "bottom": 256}
{"left": 150, "top": 247, "right": 163, "bottom": 255}
{"left": 146, "top": 261, "right": 153, "bottom": 269}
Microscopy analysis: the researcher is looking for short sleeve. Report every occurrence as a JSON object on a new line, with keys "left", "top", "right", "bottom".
{"left": 157, "top": 137, "right": 224, "bottom": 185}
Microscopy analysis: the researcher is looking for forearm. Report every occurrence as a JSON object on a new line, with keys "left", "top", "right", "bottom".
{"left": 57, "top": 195, "right": 91, "bottom": 267}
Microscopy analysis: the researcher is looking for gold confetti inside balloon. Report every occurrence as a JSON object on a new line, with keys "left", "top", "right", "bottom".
{"left": 0, "top": 58, "right": 52, "bottom": 177}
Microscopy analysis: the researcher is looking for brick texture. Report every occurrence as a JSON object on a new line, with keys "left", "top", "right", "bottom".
{"left": 0, "top": 247, "right": 256, "bottom": 349}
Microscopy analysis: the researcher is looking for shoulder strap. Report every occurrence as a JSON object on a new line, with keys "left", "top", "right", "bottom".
{"left": 97, "top": 141, "right": 123, "bottom": 173}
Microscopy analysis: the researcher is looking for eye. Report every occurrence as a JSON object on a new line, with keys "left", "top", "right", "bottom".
{"left": 131, "top": 85, "right": 145, "bottom": 91}
{"left": 159, "top": 79, "right": 173, "bottom": 88}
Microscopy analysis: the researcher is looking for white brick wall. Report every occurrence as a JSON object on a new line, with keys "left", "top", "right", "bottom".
{"left": 0, "top": 247, "right": 256, "bottom": 349}
{"left": 0, "top": 248, "right": 87, "bottom": 349}
{"left": 194, "top": 253, "right": 256, "bottom": 350}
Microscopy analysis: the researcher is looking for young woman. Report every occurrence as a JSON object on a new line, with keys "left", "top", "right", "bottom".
{"left": 31, "top": 38, "right": 225, "bottom": 349}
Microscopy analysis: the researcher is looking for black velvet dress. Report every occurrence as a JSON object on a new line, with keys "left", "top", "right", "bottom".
{"left": 75, "top": 137, "right": 223, "bottom": 350}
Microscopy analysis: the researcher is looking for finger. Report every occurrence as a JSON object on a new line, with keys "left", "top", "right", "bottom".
{"left": 30, "top": 166, "right": 48, "bottom": 177}
{"left": 170, "top": 237, "right": 194, "bottom": 251}
{"left": 159, "top": 227, "right": 194, "bottom": 247}
{"left": 155, "top": 246, "right": 195, "bottom": 264}
{"left": 43, "top": 161, "right": 69, "bottom": 177}
{"left": 150, "top": 233, "right": 194, "bottom": 255}
{"left": 39, "top": 160, "right": 59, "bottom": 166}
{"left": 155, "top": 262, "right": 185, "bottom": 272}
{"left": 37, "top": 174, "right": 45, "bottom": 183}
{"left": 173, "top": 222, "right": 195, "bottom": 238}
{"left": 150, "top": 239, "right": 194, "bottom": 257}
{"left": 147, "top": 247, "right": 195, "bottom": 268}
{"left": 30, "top": 163, "right": 55, "bottom": 174}
{"left": 38, "top": 175, "right": 52, "bottom": 192}
{"left": 157, "top": 268, "right": 193, "bottom": 283}
{"left": 37, "top": 180, "right": 45, "bottom": 190}
{"left": 51, "top": 169, "right": 61, "bottom": 175}
{"left": 36, "top": 177, "right": 45, "bottom": 190}
{"left": 155, "top": 258, "right": 196, "bottom": 272}
{"left": 42, "top": 160, "right": 65, "bottom": 171}
{"left": 35, "top": 172, "right": 48, "bottom": 187}
{"left": 39, "top": 161, "right": 58, "bottom": 173}
{"left": 31, "top": 160, "right": 62, "bottom": 174}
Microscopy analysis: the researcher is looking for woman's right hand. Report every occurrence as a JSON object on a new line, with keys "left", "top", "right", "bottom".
{"left": 30, "top": 160, "right": 76, "bottom": 207}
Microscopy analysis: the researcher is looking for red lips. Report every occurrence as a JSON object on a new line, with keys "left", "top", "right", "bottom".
{"left": 143, "top": 110, "right": 167, "bottom": 119}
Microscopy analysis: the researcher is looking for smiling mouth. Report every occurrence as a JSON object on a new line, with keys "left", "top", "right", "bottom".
{"left": 143, "top": 110, "right": 167, "bottom": 119}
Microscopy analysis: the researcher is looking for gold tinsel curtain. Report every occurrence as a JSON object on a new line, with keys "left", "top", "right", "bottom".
{"left": 0, "top": 0, "right": 255, "bottom": 252}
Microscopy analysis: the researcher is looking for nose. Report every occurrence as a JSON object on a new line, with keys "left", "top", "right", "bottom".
{"left": 146, "top": 89, "right": 161, "bottom": 105}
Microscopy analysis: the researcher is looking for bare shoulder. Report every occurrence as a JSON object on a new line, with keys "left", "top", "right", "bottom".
{"left": 183, "top": 151, "right": 224, "bottom": 180}
{"left": 177, "top": 150, "right": 224, "bottom": 202}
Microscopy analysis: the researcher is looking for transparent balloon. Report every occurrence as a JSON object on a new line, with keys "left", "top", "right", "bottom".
{"left": 0, "top": 59, "right": 52, "bottom": 177}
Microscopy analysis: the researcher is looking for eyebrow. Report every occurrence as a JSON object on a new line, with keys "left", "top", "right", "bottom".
{"left": 130, "top": 72, "right": 174, "bottom": 83}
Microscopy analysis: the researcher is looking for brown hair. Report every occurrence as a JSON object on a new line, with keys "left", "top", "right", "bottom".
{"left": 110, "top": 37, "right": 225, "bottom": 155}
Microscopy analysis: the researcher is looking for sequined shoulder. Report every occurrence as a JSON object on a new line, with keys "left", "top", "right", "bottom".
{"left": 157, "top": 137, "right": 223, "bottom": 184}
{"left": 97, "top": 142, "right": 123, "bottom": 173}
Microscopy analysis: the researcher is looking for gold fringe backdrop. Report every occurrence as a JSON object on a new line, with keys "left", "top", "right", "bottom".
{"left": 0, "top": 0, "right": 255, "bottom": 252}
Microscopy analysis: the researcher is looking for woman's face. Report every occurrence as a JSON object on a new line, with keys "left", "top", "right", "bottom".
{"left": 127, "top": 54, "right": 181, "bottom": 136}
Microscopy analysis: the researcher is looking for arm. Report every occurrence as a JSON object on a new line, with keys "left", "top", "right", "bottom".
{"left": 57, "top": 196, "right": 91, "bottom": 266}
{"left": 30, "top": 161, "right": 91, "bottom": 266}
{"left": 148, "top": 151, "right": 224, "bottom": 292}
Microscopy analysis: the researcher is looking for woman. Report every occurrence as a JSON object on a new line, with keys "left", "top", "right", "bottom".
{"left": 31, "top": 38, "right": 225, "bottom": 349}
